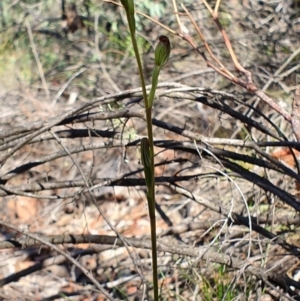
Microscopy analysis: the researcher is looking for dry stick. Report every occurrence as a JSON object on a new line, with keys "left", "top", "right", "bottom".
{"left": 2, "top": 214, "right": 300, "bottom": 248}
{"left": 49, "top": 131, "right": 145, "bottom": 286}
{"left": 178, "top": 1, "right": 293, "bottom": 123}
{"left": 220, "top": 157, "right": 300, "bottom": 212}
{"left": 26, "top": 20, "right": 50, "bottom": 101}
{"left": 2, "top": 133, "right": 298, "bottom": 190}
{"left": 244, "top": 57, "right": 300, "bottom": 173}
{"left": 0, "top": 82, "right": 195, "bottom": 143}
{"left": 0, "top": 82, "right": 189, "bottom": 162}
{"left": 0, "top": 145, "right": 299, "bottom": 210}
{"left": 0, "top": 232, "right": 279, "bottom": 275}
{"left": 0, "top": 247, "right": 107, "bottom": 287}
{"left": 254, "top": 90, "right": 291, "bottom": 122}
{"left": 0, "top": 108, "right": 85, "bottom": 165}
{"left": 270, "top": 47, "right": 300, "bottom": 84}
{"left": 1, "top": 85, "right": 284, "bottom": 154}
{"left": 256, "top": 48, "right": 300, "bottom": 98}
{"left": 0, "top": 141, "right": 116, "bottom": 182}
{"left": 1, "top": 230, "right": 299, "bottom": 297}
{"left": 0, "top": 157, "right": 297, "bottom": 195}
{"left": 52, "top": 67, "right": 87, "bottom": 106}
{"left": 2, "top": 134, "right": 300, "bottom": 197}
{"left": 200, "top": 0, "right": 292, "bottom": 122}
{"left": 167, "top": 183, "right": 299, "bottom": 255}
{"left": 280, "top": 64, "right": 300, "bottom": 83}
{"left": 159, "top": 89, "right": 280, "bottom": 139}
{"left": 292, "top": 88, "right": 300, "bottom": 142}
{"left": 203, "top": 0, "right": 252, "bottom": 83}
{"left": 0, "top": 185, "right": 60, "bottom": 199}
{"left": 171, "top": 0, "right": 181, "bottom": 34}
{"left": 180, "top": 4, "right": 229, "bottom": 74}
{"left": 213, "top": 0, "right": 221, "bottom": 16}
{"left": 0, "top": 86, "right": 145, "bottom": 163}
{"left": 94, "top": 12, "right": 120, "bottom": 93}
{"left": 0, "top": 174, "right": 199, "bottom": 199}
{"left": 154, "top": 116, "right": 297, "bottom": 180}
{"left": 0, "top": 108, "right": 143, "bottom": 152}
{"left": 180, "top": 3, "right": 237, "bottom": 80}
{"left": 150, "top": 139, "right": 300, "bottom": 212}
{"left": 0, "top": 84, "right": 235, "bottom": 148}
{"left": 0, "top": 221, "right": 114, "bottom": 300}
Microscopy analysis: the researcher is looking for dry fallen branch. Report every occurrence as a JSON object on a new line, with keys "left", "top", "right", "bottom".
{"left": 0, "top": 221, "right": 114, "bottom": 300}
{"left": 0, "top": 223, "right": 299, "bottom": 295}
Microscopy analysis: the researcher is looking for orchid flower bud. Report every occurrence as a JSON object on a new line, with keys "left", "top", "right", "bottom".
{"left": 154, "top": 35, "right": 171, "bottom": 68}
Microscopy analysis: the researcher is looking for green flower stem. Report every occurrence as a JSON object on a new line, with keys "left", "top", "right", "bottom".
{"left": 148, "top": 66, "right": 160, "bottom": 107}
{"left": 120, "top": 4, "right": 170, "bottom": 301}
{"left": 144, "top": 107, "right": 158, "bottom": 300}
{"left": 120, "top": 0, "right": 135, "bottom": 34}
{"left": 121, "top": 2, "right": 159, "bottom": 299}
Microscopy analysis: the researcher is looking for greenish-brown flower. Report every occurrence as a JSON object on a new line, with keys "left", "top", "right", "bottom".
{"left": 154, "top": 35, "right": 171, "bottom": 68}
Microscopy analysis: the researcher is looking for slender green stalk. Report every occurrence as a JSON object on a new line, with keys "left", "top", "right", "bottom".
{"left": 120, "top": 2, "right": 170, "bottom": 300}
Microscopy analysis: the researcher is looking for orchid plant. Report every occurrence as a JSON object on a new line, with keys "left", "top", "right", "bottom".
{"left": 120, "top": 0, "right": 171, "bottom": 299}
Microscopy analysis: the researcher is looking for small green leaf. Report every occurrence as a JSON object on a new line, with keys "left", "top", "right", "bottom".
{"left": 140, "top": 138, "right": 153, "bottom": 191}
{"left": 140, "top": 137, "right": 151, "bottom": 167}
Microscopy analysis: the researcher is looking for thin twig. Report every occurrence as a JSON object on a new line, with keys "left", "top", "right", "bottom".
{"left": 26, "top": 20, "right": 50, "bottom": 101}
{"left": 0, "top": 221, "right": 114, "bottom": 300}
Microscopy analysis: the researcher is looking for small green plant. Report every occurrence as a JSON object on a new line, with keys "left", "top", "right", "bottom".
{"left": 120, "top": 0, "right": 170, "bottom": 300}
{"left": 200, "top": 265, "right": 244, "bottom": 301}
